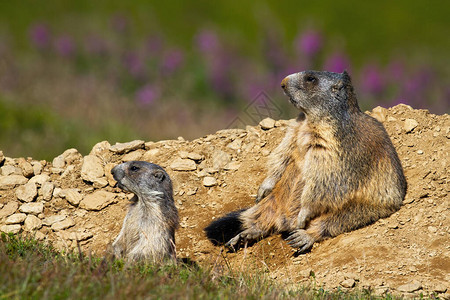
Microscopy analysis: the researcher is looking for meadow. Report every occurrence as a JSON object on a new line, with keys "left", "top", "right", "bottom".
{"left": 0, "top": 1, "right": 448, "bottom": 160}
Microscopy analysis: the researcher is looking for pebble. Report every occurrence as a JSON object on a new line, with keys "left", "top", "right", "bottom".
{"left": 19, "top": 202, "right": 44, "bottom": 215}
{"left": 417, "top": 150, "right": 424, "bottom": 155}
{"left": 203, "top": 176, "right": 217, "bottom": 187}
{"left": 18, "top": 159, "right": 34, "bottom": 178}
{"left": 0, "top": 150, "right": 4, "bottom": 164}
{"left": 51, "top": 217, "right": 75, "bottom": 231}
{"left": 0, "top": 224, "right": 21, "bottom": 234}
{"left": 40, "top": 182, "right": 55, "bottom": 201}
{"left": 0, "top": 175, "right": 28, "bottom": 190}
{"left": 404, "top": 119, "right": 418, "bottom": 133}
{"left": 29, "top": 174, "right": 50, "bottom": 186}
{"left": 141, "top": 149, "right": 160, "bottom": 161}
{"left": 187, "top": 152, "right": 204, "bottom": 161}
{"left": 89, "top": 141, "right": 111, "bottom": 156}
{"left": 109, "top": 140, "right": 145, "bottom": 154}
{"left": 428, "top": 226, "right": 437, "bottom": 233}
{"left": 211, "top": 150, "right": 231, "bottom": 169}
{"left": 397, "top": 280, "right": 422, "bottom": 293}
{"left": 5, "top": 213, "right": 27, "bottom": 225}
{"left": 224, "top": 161, "right": 240, "bottom": 171}
{"left": 340, "top": 278, "right": 356, "bottom": 288}
{"left": 0, "top": 201, "right": 19, "bottom": 218}
{"left": 122, "top": 150, "right": 143, "bottom": 162}
{"left": 52, "top": 154, "right": 65, "bottom": 168}
{"left": 15, "top": 181, "right": 38, "bottom": 202}
{"left": 81, "top": 155, "right": 104, "bottom": 182}
{"left": 1, "top": 165, "right": 22, "bottom": 176}
{"left": 23, "top": 215, "right": 42, "bottom": 231}
{"left": 43, "top": 215, "right": 67, "bottom": 226}
{"left": 61, "top": 148, "right": 82, "bottom": 164}
{"left": 60, "top": 189, "right": 82, "bottom": 206}
{"left": 79, "top": 191, "right": 117, "bottom": 211}
{"left": 259, "top": 117, "right": 276, "bottom": 130}
{"left": 170, "top": 158, "right": 197, "bottom": 171}
{"left": 31, "top": 161, "right": 43, "bottom": 175}
{"left": 433, "top": 283, "right": 448, "bottom": 293}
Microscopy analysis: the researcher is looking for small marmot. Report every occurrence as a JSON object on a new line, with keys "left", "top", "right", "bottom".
{"left": 111, "top": 161, "right": 179, "bottom": 263}
{"left": 205, "top": 70, "right": 407, "bottom": 253}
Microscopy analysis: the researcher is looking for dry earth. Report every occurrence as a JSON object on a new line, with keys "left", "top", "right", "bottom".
{"left": 0, "top": 104, "right": 448, "bottom": 298}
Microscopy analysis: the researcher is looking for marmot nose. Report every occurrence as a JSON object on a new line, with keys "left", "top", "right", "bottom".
{"left": 281, "top": 77, "right": 288, "bottom": 90}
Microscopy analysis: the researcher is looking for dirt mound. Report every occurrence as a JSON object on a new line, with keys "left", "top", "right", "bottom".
{"left": 0, "top": 104, "right": 449, "bottom": 297}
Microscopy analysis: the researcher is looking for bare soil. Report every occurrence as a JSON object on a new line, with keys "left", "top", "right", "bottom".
{"left": 0, "top": 104, "right": 449, "bottom": 297}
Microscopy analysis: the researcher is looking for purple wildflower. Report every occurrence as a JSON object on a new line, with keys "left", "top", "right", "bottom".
{"left": 361, "top": 64, "right": 385, "bottom": 94}
{"left": 323, "top": 52, "right": 351, "bottom": 73}
{"left": 296, "top": 29, "right": 323, "bottom": 57}
{"left": 29, "top": 23, "right": 50, "bottom": 49}
{"left": 135, "top": 84, "right": 159, "bottom": 105}
{"left": 195, "top": 29, "right": 219, "bottom": 53}
{"left": 54, "top": 35, "right": 75, "bottom": 57}
{"left": 162, "top": 49, "right": 184, "bottom": 74}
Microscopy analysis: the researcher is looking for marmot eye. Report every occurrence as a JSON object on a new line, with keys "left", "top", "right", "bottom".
{"left": 306, "top": 75, "right": 316, "bottom": 83}
{"left": 130, "top": 165, "right": 140, "bottom": 172}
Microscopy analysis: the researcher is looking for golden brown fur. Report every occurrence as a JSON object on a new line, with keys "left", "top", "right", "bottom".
{"left": 205, "top": 70, "right": 407, "bottom": 253}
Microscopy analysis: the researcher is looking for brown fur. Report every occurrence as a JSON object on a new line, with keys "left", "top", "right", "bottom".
{"left": 111, "top": 161, "right": 179, "bottom": 263}
{"left": 206, "top": 70, "right": 407, "bottom": 253}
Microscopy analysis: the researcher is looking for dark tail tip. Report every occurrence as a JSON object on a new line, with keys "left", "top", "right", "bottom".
{"left": 204, "top": 209, "right": 245, "bottom": 245}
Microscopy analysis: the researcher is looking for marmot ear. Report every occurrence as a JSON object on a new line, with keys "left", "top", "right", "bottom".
{"left": 153, "top": 170, "right": 166, "bottom": 181}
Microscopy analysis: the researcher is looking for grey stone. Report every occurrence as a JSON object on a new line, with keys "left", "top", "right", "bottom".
{"left": 23, "top": 215, "right": 42, "bottom": 231}
{"left": 0, "top": 201, "right": 19, "bottom": 218}
{"left": 5, "top": 213, "right": 27, "bottom": 224}
{"left": 16, "top": 181, "right": 38, "bottom": 202}
{"left": 19, "top": 202, "right": 44, "bottom": 215}
{"left": 79, "top": 191, "right": 117, "bottom": 211}
{"left": 203, "top": 176, "right": 217, "bottom": 187}
{"left": 170, "top": 158, "right": 197, "bottom": 171}
{"left": 51, "top": 217, "right": 75, "bottom": 231}
{"left": 0, "top": 224, "right": 21, "bottom": 234}
{"left": 81, "top": 155, "right": 104, "bottom": 182}
{"left": 110, "top": 140, "right": 145, "bottom": 154}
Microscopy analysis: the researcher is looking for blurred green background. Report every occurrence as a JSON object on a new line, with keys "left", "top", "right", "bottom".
{"left": 0, "top": 0, "right": 449, "bottom": 160}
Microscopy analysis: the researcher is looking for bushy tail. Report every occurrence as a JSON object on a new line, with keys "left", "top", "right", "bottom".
{"left": 204, "top": 209, "right": 246, "bottom": 245}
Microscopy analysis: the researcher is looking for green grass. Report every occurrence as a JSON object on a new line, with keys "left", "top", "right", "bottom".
{"left": 0, "top": 233, "right": 407, "bottom": 299}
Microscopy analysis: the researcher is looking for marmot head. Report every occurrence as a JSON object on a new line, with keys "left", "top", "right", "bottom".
{"left": 281, "top": 70, "right": 360, "bottom": 120}
{"left": 111, "top": 161, "right": 173, "bottom": 201}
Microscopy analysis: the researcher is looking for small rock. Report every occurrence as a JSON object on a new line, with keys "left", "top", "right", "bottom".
{"left": 179, "top": 151, "right": 189, "bottom": 158}
{"left": 203, "top": 176, "right": 217, "bottom": 187}
{"left": 29, "top": 174, "right": 50, "bottom": 186}
{"left": 23, "top": 215, "right": 42, "bottom": 231}
{"left": 224, "top": 161, "right": 240, "bottom": 171}
{"left": 417, "top": 150, "right": 424, "bottom": 155}
{"left": 433, "top": 283, "right": 447, "bottom": 293}
{"left": 1, "top": 165, "right": 22, "bottom": 176}
{"left": 0, "top": 224, "right": 21, "bottom": 234}
{"left": 40, "top": 182, "right": 55, "bottom": 201}
{"left": 397, "top": 280, "right": 422, "bottom": 293}
{"left": 404, "top": 119, "right": 418, "bottom": 133}
{"left": 52, "top": 154, "right": 65, "bottom": 168}
{"left": 428, "top": 226, "right": 437, "bottom": 233}
{"left": 227, "top": 139, "right": 242, "bottom": 150}
{"left": 0, "top": 201, "right": 19, "bottom": 218}
{"left": 260, "top": 117, "right": 276, "bottom": 130}
{"left": 187, "top": 152, "right": 204, "bottom": 161}
{"left": 93, "top": 178, "right": 108, "bottom": 189}
{"left": 51, "top": 218, "right": 75, "bottom": 231}
{"left": 340, "top": 278, "right": 356, "bottom": 288}
{"left": 122, "top": 150, "right": 144, "bottom": 162}
{"left": 104, "top": 163, "right": 116, "bottom": 186}
{"left": 19, "top": 202, "right": 44, "bottom": 215}
{"left": 18, "top": 159, "right": 34, "bottom": 178}
{"left": 371, "top": 106, "right": 387, "bottom": 122}
{"left": 43, "top": 215, "right": 67, "bottom": 226}
{"left": 170, "top": 158, "right": 197, "bottom": 171}
{"left": 90, "top": 141, "right": 111, "bottom": 156}
{"left": 110, "top": 140, "right": 145, "bottom": 154}
{"left": 62, "top": 148, "right": 82, "bottom": 164}
{"left": 211, "top": 150, "right": 231, "bottom": 169}
{"left": 31, "top": 161, "right": 43, "bottom": 175}
{"left": 15, "top": 182, "right": 38, "bottom": 202}
{"left": 79, "top": 191, "right": 117, "bottom": 211}
{"left": 0, "top": 175, "right": 28, "bottom": 190}
{"left": 141, "top": 149, "right": 160, "bottom": 161}
{"left": 60, "top": 189, "right": 82, "bottom": 206}
{"left": 0, "top": 151, "right": 4, "bottom": 165}
{"left": 5, "top": 213, "right": 27, "bottom": 224}
{"left": 81, "top": 155, "right": 104, "bottom": 182}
